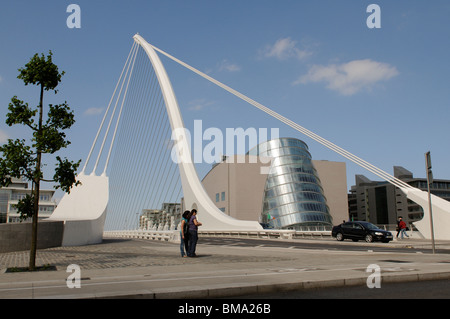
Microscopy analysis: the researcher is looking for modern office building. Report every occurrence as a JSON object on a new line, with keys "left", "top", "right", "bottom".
{"left": 0, "top": 177, "right": 57, "bottom": 223}
{"left": 202, "top": 138, "right": 348, "bottom": 230}
{"left": 140, "top": 202, "right": 181, "bottom": 230}
{"left": 348, "top": 166, "right": 450, "bottom": 227}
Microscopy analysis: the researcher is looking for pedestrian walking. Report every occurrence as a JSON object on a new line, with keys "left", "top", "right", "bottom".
{"left": 396, "top": 217, "right": 401, "bottom": 239}
{"left": 398, "top": 217, "right": 409, "bottom": 239}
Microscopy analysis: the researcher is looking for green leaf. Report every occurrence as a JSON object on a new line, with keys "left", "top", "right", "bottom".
{"left": 46, "top": 102, "right": 75, "bottom": 130}
{"left": 0, "top": 139, "right": 35, "bottom": 181}
{"left": 53, "top": 156, "right": 81, "bottom": 193}
{"left": 33, "top": 126, "right": 70, "bottom": 154}
{"left": 14, "top": 194, "right": 35, "bottom": 221}
{"left": 6, "top": 96, "right": 37, "bottom": 128}
{"left": 17, "top": 51, "right": 65, "bottom": 92}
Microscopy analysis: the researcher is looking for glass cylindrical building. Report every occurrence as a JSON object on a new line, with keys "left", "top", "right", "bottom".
{"left": 248, "top": 138, "right": 333, "bottom": 229}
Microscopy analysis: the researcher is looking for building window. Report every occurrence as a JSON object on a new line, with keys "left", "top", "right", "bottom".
{"left": 216, "top": 193, "right": 220, "bottom": 202}
{"left": 219, "top": 207, "right": 225, "bottom": 212}
{"left": 221, "top": 192, "right": 225, "bottom": 201}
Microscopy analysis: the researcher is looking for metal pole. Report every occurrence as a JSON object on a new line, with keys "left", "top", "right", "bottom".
{"left": 425, "top": 151, "right": 436, "bottom": 254}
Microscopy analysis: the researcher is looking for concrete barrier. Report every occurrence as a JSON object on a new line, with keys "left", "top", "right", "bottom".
{"left": 0, "top": 220, "right": 64, "bottom": 253}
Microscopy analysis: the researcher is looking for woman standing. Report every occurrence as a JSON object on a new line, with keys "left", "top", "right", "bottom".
{"left": 180, "top": 210, "right": 190, "bottom": 257}
{"left": 187, "top": 209, "right": 202, "bottom": 257}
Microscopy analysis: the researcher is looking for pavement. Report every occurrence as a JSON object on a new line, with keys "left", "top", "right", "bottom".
{"left": 0, "top": 235, "right": 450, "bottom": 299}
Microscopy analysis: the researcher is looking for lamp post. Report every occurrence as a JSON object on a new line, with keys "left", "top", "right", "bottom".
{"left": 425, "top": 151, "right": 436, "bottom": 254}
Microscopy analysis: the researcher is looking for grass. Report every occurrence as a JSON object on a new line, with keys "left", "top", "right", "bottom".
{"left": 5, "top": 264, "right": 57, "bottom": 273}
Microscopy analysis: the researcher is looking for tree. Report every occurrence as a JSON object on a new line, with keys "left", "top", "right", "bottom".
{"left": 0, "top": 51, "right": 81, "bottom": 270}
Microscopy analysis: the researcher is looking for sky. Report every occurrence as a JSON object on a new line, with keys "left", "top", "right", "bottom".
{"left": 1, "top": 0, "right": 450, "bottom": 200}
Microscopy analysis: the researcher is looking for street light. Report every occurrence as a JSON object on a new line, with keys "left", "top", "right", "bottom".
{"left": 425, "top": 151, "right": 436, "bottom": 254}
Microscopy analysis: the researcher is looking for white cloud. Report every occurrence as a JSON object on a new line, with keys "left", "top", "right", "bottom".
{"left": 296, "top": 59, "right": 399, "bottom": 95}
{"left": 0, "top": 129, "right": 9, "bottom": 144}
{"left": 261, "top": 37, "right": 312, "bottom": 61}
{"left": 188, "top": 99, "right": 215, "bottom": 111}
{"left": 83, "top": 107, "right": 104, "bottom": 116}
{"left": 218, "top": 60, "right": 240, "bottom": 72}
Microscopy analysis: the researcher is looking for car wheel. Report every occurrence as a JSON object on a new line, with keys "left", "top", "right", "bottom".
{"left": 365, "top": 234, "right": 373, "bottom": 243}
{"left": 336, "top": 232, "right": 344, "bottom": 241}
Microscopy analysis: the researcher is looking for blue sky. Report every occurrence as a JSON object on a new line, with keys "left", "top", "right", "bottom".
{"left": 1, "top": 0, "right": 449, "bottom": 198}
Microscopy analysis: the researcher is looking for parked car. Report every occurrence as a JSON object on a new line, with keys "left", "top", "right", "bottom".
{"left": 331, "top": 221, "right": 393, "bottom": 243}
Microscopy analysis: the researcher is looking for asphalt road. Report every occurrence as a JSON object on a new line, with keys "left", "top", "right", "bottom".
{"left": 233, "top": 278, "right": 450, "bottom": 299}
{"left": 200, "top": 237, "right": 446, "bottom": 254}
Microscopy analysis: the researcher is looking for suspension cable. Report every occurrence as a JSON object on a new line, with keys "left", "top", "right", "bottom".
{"left": 82, "top": 42, "right": 137, "bottom": 174}
{"left": 148, "top": 43, "right": 413, "bottom": 190}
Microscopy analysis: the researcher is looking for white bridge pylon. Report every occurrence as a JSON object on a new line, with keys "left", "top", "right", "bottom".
{"left": 49, "top": 34, "right": 263, "bottom": 246}
{"left": 133, "top": 34, "right": 263, "bottom": 232}
{"left": 136, "top": 35, "right": 450, "bottom": 240}
{"left": 50, "top": 34, "right": 450, "bottom": 244}
{"left": 48, "top": 39, "right": 144, "bottom": 245}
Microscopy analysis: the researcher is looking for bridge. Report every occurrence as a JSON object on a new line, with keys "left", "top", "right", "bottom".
{"left": 48, "top": 34, "right": 450, "bottom": 244}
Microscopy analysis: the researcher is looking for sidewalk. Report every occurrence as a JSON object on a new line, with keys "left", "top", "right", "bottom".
{"left": 0, "top": 236, "right": 449, "bottom": 299}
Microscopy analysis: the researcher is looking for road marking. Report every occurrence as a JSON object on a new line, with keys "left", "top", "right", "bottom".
{"left": 0, "top": 265, "right": 372, "bottom": 294}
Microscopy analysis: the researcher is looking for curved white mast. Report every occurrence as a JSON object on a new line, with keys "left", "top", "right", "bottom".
{"left": 133, "top": 34, "right": 262, "bottom": 231}
{"left": 50, "top": 34, "right": 450, "bottom": 243}
{"left": 137, "top": 35, "right": 450, "bottom": 240}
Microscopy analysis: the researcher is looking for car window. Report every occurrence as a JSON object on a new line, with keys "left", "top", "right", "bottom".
{"left": 353, "top": 224, "right": 362, "bottom": 229}
{"left": 364, "top": 223, "right": 378, "bottom": 230}
{"left": 342, "top": 223, "right": 352, "bottom": 228}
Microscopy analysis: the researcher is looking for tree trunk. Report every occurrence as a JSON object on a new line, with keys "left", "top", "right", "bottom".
{"left": 29, "top": 84, "right": 44, "bottom": 271}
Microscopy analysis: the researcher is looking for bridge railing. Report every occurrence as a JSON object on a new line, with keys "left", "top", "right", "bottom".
{"left": 104, "top": 230, "right": 177, "bottom": 242}
{"left": 200, "top": 229, "right": 331, "bottom": 240}
{"left": 103, "top": 228, "right": 332, "bottom": 242}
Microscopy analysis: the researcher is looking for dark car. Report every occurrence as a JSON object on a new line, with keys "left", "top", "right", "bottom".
{"left": 331, "top": 221, "right": 393, "bottom": 243}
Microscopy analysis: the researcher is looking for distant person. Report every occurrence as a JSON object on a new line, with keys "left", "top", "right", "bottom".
{"left": 396, "top": 217, "right": 401, "bottom": 238}
{"left": 187, "top": 209, "right": 202, "bottom": 257}
{"left": 398, "top": 217, "right": 409, "bottom": 239}
{"left": 180, "top": 210, "right": 190, "bottom": 257}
